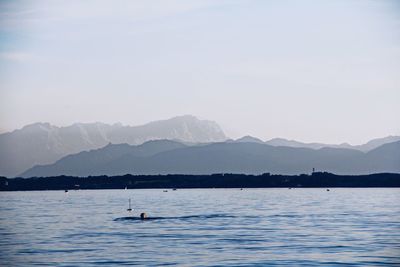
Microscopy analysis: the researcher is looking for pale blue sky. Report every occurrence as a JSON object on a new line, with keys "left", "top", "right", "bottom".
{"left": 0, "top": 0, "right": 399, "bottom": 144}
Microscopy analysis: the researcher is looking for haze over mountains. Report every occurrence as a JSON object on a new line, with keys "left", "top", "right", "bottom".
{"left": 0, "top": 115, "right": 226, "bottom": 177}
{"left": 263, "top": 136, "right": 400, "bottom": 152}
{"left": 1, "top": 115, "right": 399, "bottom": 178}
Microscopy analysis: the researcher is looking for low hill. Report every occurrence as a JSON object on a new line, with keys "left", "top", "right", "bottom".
{"left": 21, "top": 140, "right": 400, "bottom": 177}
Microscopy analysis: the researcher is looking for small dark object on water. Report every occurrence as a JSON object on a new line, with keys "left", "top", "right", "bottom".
{"left": 240, "top": 188, "right": 243, "bottom": 190}
{"left": 64, "top": 190, "right": 68, "bottom": 193}
{"left": 114, "top": 214, "right": 236, "bottom": 222}
{"left": 326, "top": 189, "right": 330, "bottom": 191}
{"left": 140, "top": 213, "right": 147, "bottom": 220}
{"left": 172, "top": 188, "right": 177, "bottom": 191}
{"left": 288, "top": 188, "right": 292, "bottom": 190}
{"left": 127, "top": 198, "right": 132, "bottom": 212}
{"left": 163, "top": 190, "right": 168, "bottom": 192}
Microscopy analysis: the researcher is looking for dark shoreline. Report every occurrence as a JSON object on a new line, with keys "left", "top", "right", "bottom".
{"left": 1, "top": 172, "right": 400, "bottom": 191}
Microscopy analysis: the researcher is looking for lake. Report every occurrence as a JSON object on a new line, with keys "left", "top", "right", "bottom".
{"left": 0, "top": 188, "right": 399, "bottom": 266}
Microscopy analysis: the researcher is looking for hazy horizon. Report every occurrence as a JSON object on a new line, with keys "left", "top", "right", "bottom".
{"left": 1, "top": 0, "right": 399, "bottom": 144}
{"left": 1, "top": 114, "right": 399, "bottom": 147}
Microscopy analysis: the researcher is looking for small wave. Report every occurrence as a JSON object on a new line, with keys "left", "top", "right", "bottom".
{"left": 269, "top": 214, "right": 303, "bottom": 218}
{"left": 18, "top": 248, "right": 99, "bottom": 254}
{"left": 114, "top": 214, "right": 236, "bottom": 222}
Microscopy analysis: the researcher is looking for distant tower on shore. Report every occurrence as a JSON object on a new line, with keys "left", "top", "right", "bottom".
{"left": 312, "top": 168, "right": 315, "bottom": 174}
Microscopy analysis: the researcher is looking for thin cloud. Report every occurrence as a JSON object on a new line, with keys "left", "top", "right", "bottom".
{"left": 0, "top": 52, "right": 34, "bottom": 61}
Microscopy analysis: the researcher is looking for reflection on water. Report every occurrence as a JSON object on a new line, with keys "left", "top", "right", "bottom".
{"left": 0, "top": 188, "right": 400, "bottom": 266}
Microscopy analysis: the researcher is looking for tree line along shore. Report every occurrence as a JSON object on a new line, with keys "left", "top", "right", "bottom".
{"left": 1, "top": 172, "right": 400, "bottom": 191}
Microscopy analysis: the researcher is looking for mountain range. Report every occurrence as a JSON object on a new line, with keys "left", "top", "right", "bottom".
{"left": 1, "top": 115, "right": 399, "bottom": 177}
{"left": 264, "top": 136, "right": 400, "bottom": 152}
{"left": 0, "top": 115, "right": 226, "bottom": 177}
{"left": 21, "top": 139, "right": 400, "bottom": 177}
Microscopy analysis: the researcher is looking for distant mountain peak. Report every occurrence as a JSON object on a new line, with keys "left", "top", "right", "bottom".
{"left": 153, "top": 115, "right": 222, "bottom": 127}
{"left": 235, "top": 135, "right": 264, "bottom": 143}
{"left": 0, "top": 115, "right": 227, "bottom": 177}
{"left": 359, "top": 136, "right": 400, "bottom": 151}
{"left": 171, "top": 114, "right": 197, "bottom": 120}
{"left": 22, "top": 122, "right": 53, "bottom": 130}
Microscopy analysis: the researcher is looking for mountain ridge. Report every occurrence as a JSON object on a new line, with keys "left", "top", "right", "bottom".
{"left": 2, "top": 115, "right": 399, "bottom": 178}
{"left": 234, "top": 135, "right": 400, "bottom": 152}
{"left": 0, "top": 115, "right": 226, "bottom": 177}
{"left": 20, "top": 140, "right": 400, "bottom": 178}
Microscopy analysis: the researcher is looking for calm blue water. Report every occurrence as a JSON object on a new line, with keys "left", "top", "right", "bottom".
{"left": 0, "top": 188, "right": 399, "bottom": 266}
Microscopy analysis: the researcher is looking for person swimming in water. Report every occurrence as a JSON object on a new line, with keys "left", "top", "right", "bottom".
{"left": 140, "top": 212, "right": 147, "bottom": 220}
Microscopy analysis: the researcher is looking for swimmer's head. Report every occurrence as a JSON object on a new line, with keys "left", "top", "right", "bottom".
{"left": 140, "top": 212, "right": 147, "bottom": 220}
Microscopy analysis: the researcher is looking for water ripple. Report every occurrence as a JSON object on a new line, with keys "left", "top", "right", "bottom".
{"left": 0, "top": 188, "right": 399, "bottom": 266}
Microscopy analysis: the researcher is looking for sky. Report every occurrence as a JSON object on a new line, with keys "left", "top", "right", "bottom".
{"left": 0, "top": 0, "right": 399, "bottom": 145}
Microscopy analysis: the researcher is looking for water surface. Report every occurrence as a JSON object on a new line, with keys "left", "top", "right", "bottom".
{"left": 0, "top": 188, "right": 399, "bottom": 266}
